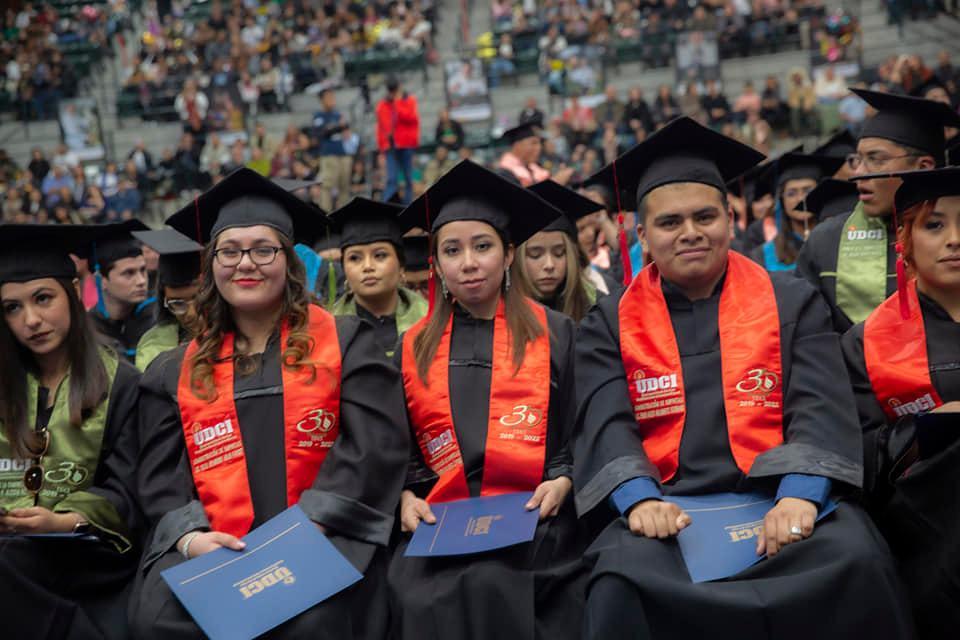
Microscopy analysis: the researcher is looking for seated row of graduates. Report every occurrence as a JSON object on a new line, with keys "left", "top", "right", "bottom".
{"left": 1, "top": 97, "right": 958, "bottom": 640}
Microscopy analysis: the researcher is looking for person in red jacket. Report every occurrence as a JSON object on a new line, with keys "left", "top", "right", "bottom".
{"left": 376, "top": 76, "right": 420, "bottom": 203}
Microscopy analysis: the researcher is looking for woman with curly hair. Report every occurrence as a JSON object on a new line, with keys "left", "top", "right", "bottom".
{"left": 129, "top": 168, "right": 410, "bottom": 640}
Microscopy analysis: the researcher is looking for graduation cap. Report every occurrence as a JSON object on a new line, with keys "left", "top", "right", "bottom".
{"left": 327, "top": 197, "right": 404, "bottom": 252}
{"left": 892, "top": 166, "right": 960, "bottom": 212}
{"left": 397, "top": 160, "right": 562, "bottom": 246}
{"left": 528, "top": 179, "right": 604, "bottom": 238}
{"left": 606, "top": 117, "right": 766, "bottom": 211}
{"left": 908, "top": 76, "right": 952, "bottom": 102}
{"left": 165, "top": 168, "right": 329, "bottom": 245}
{"left": 797, "top": 178, "right": 860, "bottom": 220}
{"left": 766, "top": 152, "right": 846, "bottom": 190}
{"left": 853, "top": 88, "right": 960, "bottom": 166}
{"left": 725, "top": 160, "right": 775, "bottom": 201}
{"left": 0, "top": 224, "right": 100, "bottom": 284}
{"left": 79, "top": 219, "right": 150, "bottom": 269}
{"left": 501, "top": 122, "right": 543, "bottom": 145}
{"left": 131, "top": 228, "right": 203, "bottom": 287}
{"left": 947, "top": 137, "right": 960, "bottom": 167}
{"left": 402, "top": 235, "right": 430, "bottom": 272}
{"left": 813, "top": 129, "right": 857, "bottom": 159}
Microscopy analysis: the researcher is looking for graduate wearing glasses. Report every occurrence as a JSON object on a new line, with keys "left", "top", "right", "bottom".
{"left": 842, "top": 168, "right": 960, "bottom": 637}
{"left": 0, "top": 224, "right": 143, "bottom": 639}
{"left": 129, "top": 168, "right": 409, "bottom": 639}
{"left": 390, "top": 161, "right": 588, "bottom": 640}
{"left": 573, "top": 118, "right": 912, "bottom": 640}
{"left": 797, "top": 89, "right": 960, "bottom": 333}
{"left": 132, "top": 229, "right": 204, "bottom": 372}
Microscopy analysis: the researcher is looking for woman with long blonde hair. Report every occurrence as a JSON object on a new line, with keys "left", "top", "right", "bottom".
{"left": 129, "top": 168, "right": 409, "bottom": 639}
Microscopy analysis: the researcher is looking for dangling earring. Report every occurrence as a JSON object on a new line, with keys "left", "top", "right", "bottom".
{"left": 504, "top": 268, "right": 511, "bottom": 292}
{"left": 440, "top": 276, "right": 449, "bottom": 299}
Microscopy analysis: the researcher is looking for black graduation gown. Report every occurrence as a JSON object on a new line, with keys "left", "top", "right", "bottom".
{"left": 89, "top": 302, "right": 159, "bottom": 364}
{"left": 388, "top": 305, "right": 589, "bottom": 640}
{"left": 573, "top": 272, "right": 914, "bottom": 640}
{"left": 129, "top": 314, "right": 409, "bottom": 640}
{"left": 1, "top": 361, "right": 142, "bottom": 640}
{"left": 842, "top": 293, "right": 960, "bottom": 638}
{"left": 795, "top": 212, "right": 898, "bottom": 333}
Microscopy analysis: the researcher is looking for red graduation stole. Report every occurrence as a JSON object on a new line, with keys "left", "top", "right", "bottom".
{"left": 863, "top": 279, "right": 942, "bottom": 422}
{"left": 177, "top": 305, "right": 342, "bottom": 537}
{"left": 618, "top": 251, "right": 784, "bottom": 482}
{"left": 401, "top": 299, "right": 550, "bottom": 503}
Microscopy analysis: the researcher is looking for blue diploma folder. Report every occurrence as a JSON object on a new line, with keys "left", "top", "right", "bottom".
{"left": 405, "top": 492, "right": 539, "bottom": 557}
{"left": 161, "top": 505, "right": 362, "bottom": 640}
{"left": 669, "top": 492, "right": 838, "bottom": 583}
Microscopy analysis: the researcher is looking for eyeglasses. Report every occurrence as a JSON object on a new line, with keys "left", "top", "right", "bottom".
{"left": 23, "top": 426, "right": 50, "bottom": 501}
{"left": 845, "top": 152, "right": 920, "bottom": 172}
{"left": 164, "top": 298, "right": 193, "bottom": 315}
{"left": 213, "top": 246, "right": 282, "bottom": 267}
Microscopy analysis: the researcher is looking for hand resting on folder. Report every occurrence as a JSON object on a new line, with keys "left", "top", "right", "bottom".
{"left": 400, "top": 476, "right": 573, "bottom": 532}
{"left": 627, "top": 495, "right": 819, "bottom": 558}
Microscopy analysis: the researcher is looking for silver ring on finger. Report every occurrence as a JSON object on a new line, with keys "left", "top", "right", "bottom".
{"left": 789, "top": 525, "right": 803, "bottom": 536}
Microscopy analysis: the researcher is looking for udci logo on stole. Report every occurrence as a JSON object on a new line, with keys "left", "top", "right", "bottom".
{"left": 235, "top": 560, "right": 296, "bottom": 600}
{"left": 464, "top": 514, "right": 504, "bottom": 536}
{"left": 735, "top": 368, "right": 781, "bottom": 409}
{"left": 193, "top": 418, "right": 235, "bottom": 447}
{"left": 724, "top": 518, "right": 765, "bottom": 543}
{"left": 846, "top": 225, "right": 884, "bottom": 241}
{"left": 889, "top": 393, "right": 937, "bottom": 417}
{"left": 630, "top": 369, "right": 683, "bottom": 420}
{"left": 0, "top": 458, "right": 29, "bottom": 473}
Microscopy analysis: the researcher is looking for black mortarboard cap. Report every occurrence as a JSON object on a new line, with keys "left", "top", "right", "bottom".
{"left": 601, "top": 117, "right": 766, "bottom": 211}
{"left": 165, "top": 168, "right": 328, "bottom": 245}
{"left": 813, "top": 129, "right": 857, "bottom": 159}
{"left": 853, "top": 88, "right": 960, "bottom": 166}
{"left": 0, "top": 224, "right": 99, "bottom": 283}
{"left": 501, "top": 122, "right": 543, "bottom": 145}
{"left": 797, "top": 178, "right": 859, "bottom": 219}
{"left": 327, "top": 197, "right": 404, "bottom": 251}
{"left": 892, "top": 167, "right": 960, "bottom": 212}
{"left": 528, "top": 179, "right": 603, "bottom": 237}
{"left": 725, "top": 160, "right": 775, "bottom": 200}
{"left": 768, "top": 152, "right": 846, "bottom": 189}
{"left": 86, "top": 219, "right": 150, "bottom": 269}
{"left": 909, "top": 76, "right": 951, "bottom": 101}
{"left": 131, "top": 229, "right": 203, "bottom": 287}
{"left": 402, "top": 235, "right": 430, "bottom": 272}
{"left": 397, "top": 160, "right": 562, "bottom": 246}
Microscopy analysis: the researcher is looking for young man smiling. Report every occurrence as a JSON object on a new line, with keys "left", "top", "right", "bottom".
{"left": 796, "top": 89, "right": 960, "bottom": 333}
{"left": 573, "top": 117, "right": 912, "bottom": 640}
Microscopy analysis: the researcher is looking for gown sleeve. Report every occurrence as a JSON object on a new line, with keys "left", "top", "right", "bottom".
{"left": 747, "top": 275, "right": 863, "bottom": 489}
{"left": 572, "top": 293, "right": 660, "bottom": 517}
{"left": 137, "top": 347, "right": 209, "bottom": 568}
{"left": 840, "top": 322, "right": 904, "bottom": 503}
{"left": 297, "top": 316, "right": 410, "bottom": 554}
{"left": 544, "top": 309, "right": 576, "bottom": 481}
{"left": 58, "top": 360, "right": 143, "bottom": 552}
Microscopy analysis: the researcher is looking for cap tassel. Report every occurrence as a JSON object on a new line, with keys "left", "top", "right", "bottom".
{"left": 91, "top": 241, "right": 109, "bottom": 319}
{"left": 611, "top": 159, "right": 633, "bottom": 285}
{"left": 891, "top": 202, "right": 910, "bottom": 320}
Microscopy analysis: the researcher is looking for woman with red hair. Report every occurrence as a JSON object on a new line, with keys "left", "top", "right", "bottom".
{"left": 842, "top": 166, "right": 960, "bottom": 637}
